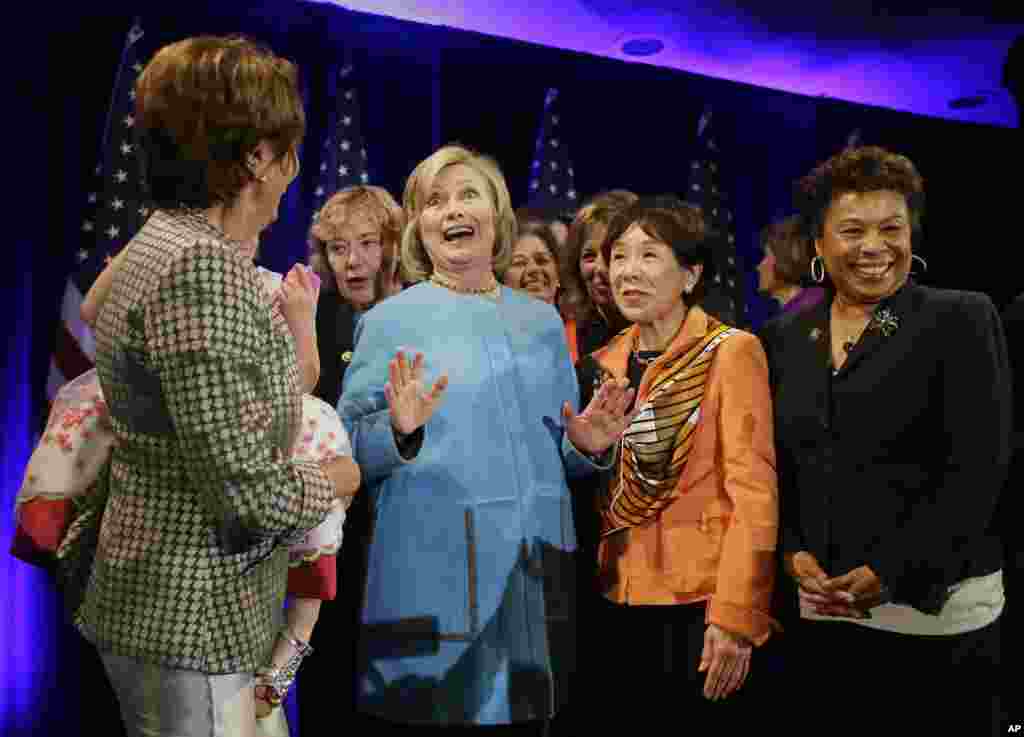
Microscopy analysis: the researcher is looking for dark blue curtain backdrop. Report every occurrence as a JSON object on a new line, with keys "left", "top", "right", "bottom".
{"left": 6, "top": 2, "right": 1016, "bottom": 734}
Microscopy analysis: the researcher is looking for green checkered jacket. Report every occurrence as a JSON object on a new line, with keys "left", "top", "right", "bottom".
{"left": 78, "top": 209, "right": 335, "bottom": 674}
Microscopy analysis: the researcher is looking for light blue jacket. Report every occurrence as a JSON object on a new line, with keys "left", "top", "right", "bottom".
{"left": 339, "top": 283, "right": 609, "bottom": 725}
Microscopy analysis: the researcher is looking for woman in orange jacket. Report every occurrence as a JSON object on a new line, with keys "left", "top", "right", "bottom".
{"left": 576, "top": 195, "right": 779, "bottom": 731}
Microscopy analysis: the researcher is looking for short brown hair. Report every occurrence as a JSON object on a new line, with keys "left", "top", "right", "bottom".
{"left": 562, "top": 190, "right": 637, "bottom": 321}
{"left": 401, "top": 144, "right": 516, "bottom": 283}
{"left": 135, "top": 35, "right": 306, "bottom": 209}
{"left": 602, "top": 195, "right": 709, "bottom": 308}
{"left": 760, "top": 214, "right": 813, "bottom": 287}
{"left": 308, "top": 185, "right": 405, "bottom": 299}
{"left": 794, "top": 145, "right": 925, "bottom": 240}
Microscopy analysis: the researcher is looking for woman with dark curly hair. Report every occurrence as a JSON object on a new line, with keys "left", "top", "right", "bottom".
{"left": 762, "top": 146, "right": 1009, "bottom": 735}
{"left": 561, "top": 190, "right": 636, "bottom": 363}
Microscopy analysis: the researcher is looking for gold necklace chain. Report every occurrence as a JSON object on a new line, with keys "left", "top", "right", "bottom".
{"left": 429, "top": 271, "right": 500, "bottom": 296}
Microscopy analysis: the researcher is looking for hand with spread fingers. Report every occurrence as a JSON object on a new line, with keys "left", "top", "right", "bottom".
{"left": 385, "top": 350, "right": 449, "bottom": 436}
{"left": 699, "top": 624, "right": 752, "bottom": 701}
{"left": 564, "top": 377, "right": 637, "bottom": 457}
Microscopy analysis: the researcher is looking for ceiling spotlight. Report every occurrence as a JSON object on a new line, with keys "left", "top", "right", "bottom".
{"left": 621, "top": 38, "right": 664, "bottom": 57}
{"left": 948, "top": 95, "right": 988, "bottom": 109}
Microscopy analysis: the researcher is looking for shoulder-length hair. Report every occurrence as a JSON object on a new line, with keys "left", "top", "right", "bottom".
{"left": 561, "top": 189, "right": 637, "bottom": 322}
{"left": 400, "top": 144, "right": 516, "bottom": 283}
{"left": 308, "top": 185, "right": 405, "bottom": 300}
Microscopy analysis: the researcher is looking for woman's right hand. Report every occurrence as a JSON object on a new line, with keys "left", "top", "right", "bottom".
{"left": 319, "top": 455, "right": 361, "bottom": 503}
{"left": 385, "top": 350, "right": 449, "bottom": 436}
{"left": 785, "top": 551, "right": 864, "bottom": 618}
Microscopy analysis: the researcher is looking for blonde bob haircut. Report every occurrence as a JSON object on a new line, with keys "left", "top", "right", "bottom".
{"left": 400, "top": 144, "right": 516, "bottom": 283}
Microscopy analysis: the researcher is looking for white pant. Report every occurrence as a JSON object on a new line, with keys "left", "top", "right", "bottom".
{"left": 100, "top": 652, "right": 289, "bottom": 737}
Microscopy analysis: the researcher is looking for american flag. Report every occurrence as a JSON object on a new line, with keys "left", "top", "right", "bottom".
{"left": 526, "top": 88, "right": 578, "bottom": 217}
{"left": 48, "top": 21, "right": 149, "bottom": 401}
{"left": 685, "top": 106, "right": 745, "bottom": 328}
{"left": 312, "top": 62, "right": 369, "bottom": 206}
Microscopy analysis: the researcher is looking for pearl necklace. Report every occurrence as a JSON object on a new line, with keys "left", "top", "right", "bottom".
{"left": 429, "top": 272, "right": 500, "bottom": 297}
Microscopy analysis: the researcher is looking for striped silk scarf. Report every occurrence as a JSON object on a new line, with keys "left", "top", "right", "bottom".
{"left": 600, "top": 323, "right": 736, "bottom": 535}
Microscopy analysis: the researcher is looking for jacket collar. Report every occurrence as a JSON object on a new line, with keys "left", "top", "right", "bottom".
{"left": 593, "top": 306, "right": 714, "bottom": 398}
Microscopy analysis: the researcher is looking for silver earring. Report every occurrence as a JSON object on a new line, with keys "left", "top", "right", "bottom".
{"left": 911, "top": 253, "right": 928, "bottom": 275}
{"left": 810, "top": 256, "right": 826, "bottom": 284}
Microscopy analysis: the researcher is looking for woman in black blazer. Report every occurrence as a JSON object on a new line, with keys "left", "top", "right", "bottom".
{"left": 299, "top": 185, "right": 405, "bottom": 730}
{"left": 309, "top": 185, "right": 405, "bottom": 408}
{"left": 762, "top": 147, "right": 1010, "bottom": 736}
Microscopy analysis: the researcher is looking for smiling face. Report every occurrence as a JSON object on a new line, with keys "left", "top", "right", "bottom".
{"left": 324, "top": 208, "right": 385, "bottom": 309}
{"left": 504, "top": 234, "right": 559, "bottom": 304}
{"left": 579, "top": 224, "right": 613, "bottom": 307}
{"left": 816, "top": 189, "right": 912, "bottom": 306}
{"left": 609, "top": 223, "right": 699, "bottom": 327}
{"left": 418, "top": 163, "right": 497, "bottom": 277}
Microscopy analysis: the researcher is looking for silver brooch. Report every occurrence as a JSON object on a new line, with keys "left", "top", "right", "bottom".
{"left": 870, "top": 307, "right": 900, "bottom": 337}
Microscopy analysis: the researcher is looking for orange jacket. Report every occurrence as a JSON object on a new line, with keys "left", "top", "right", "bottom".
{"left": 592, "top": 307, "right": 780, "bottom": 645}
{"left": 564, "top": 319, "right": 579, "bottom": 364}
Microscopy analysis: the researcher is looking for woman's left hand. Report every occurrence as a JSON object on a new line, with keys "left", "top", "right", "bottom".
{"left": 564, "top": 377, "right": 637, "bottom": 457}
{"left": 278, "top": 264, "right": 317, "bottom": 332}
{"left": 699, "top": 624, "right": 752, "bottom": 701}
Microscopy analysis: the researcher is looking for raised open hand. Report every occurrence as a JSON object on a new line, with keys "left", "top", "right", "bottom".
{"left": 564, "top": 377, "right": 638, "bottom": 457}
{"left": 385, "top": 350, "right": 449, "bottom": 436}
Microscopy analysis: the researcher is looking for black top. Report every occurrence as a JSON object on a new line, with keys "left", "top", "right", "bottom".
{"left": 1002, "top": 292, "right": 1024, "bottom": 450}
{"left": 575, "top": 313, "right": 620, "bottom": 364}
{"left": 760, "top": 282, "right": 1011, "bottom": 614}
{"left": 312, "top": 289, "right": 358, "bottom": 409}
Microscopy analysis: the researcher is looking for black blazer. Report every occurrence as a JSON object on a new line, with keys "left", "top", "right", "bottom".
{"left": 312, "top": 289, "right": 358, "bottom": 409}
{"left": 761, "top": 282, "right": 1011, "bottom": 614}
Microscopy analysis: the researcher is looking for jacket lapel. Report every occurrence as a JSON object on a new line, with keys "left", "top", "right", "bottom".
{"left": 834, "top": 282, "right": 915, "bottom": 378}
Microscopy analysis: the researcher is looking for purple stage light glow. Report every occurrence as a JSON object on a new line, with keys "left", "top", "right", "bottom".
{"left": 314, "top": 0, "right": 1022, "bottom": 127}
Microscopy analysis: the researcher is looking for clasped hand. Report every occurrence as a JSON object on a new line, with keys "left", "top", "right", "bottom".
{"left": 786, "top": 552, "right": 885, "bottom": 618}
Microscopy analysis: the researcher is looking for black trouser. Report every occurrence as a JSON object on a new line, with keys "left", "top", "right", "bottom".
{"left": 790, "top": 616, "right": 1004, "bottom": 736}
{"left": 579, "top": 598, "right": 774, "bottom": 733}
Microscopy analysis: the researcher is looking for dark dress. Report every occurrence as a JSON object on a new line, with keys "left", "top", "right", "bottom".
{"left": 761, "top": 281, "right": 1010, "bottom": 736}
{"left": 298, "top": 287, "right": 366, "bottom": 733}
